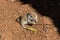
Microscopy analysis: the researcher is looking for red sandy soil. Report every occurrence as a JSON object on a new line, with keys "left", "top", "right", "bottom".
{"left": 0, "top": 0, "right": 60, "bottom": 40}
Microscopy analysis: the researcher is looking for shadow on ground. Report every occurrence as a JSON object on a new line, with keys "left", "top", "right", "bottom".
{"left": 18, "top": 0, "right": 60, "bottom": 35}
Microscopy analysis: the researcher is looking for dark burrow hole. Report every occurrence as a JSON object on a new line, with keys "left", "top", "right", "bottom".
{"left": 16, "top": 0, "right": 60, "bottom": 35}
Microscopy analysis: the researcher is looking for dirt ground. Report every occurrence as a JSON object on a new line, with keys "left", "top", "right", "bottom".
{"left": 0, "top": 0, "right": 60, "bottom": 40}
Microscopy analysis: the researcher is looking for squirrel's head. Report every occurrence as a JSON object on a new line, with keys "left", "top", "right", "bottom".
{"left": 27, "top": 13, "right": 38, "bottom": 24}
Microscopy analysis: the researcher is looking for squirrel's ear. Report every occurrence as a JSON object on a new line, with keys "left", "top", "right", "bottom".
{"left": 34, "top": 15, "right": 38, "bottom": 22}
{"left": 35, "top": 16, "right": 37, "bottom": 19}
